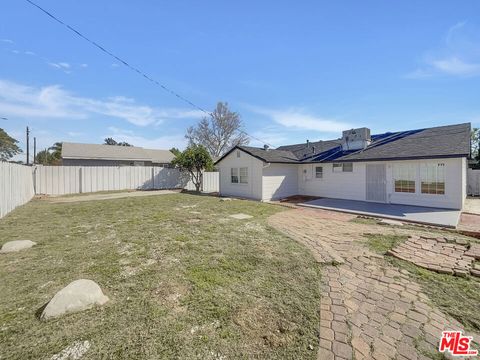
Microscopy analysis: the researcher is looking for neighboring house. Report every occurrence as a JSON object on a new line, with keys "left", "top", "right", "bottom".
{"left": 61, "top": 142, "right": 175, "bottom": 167}
{"left": 215, "top": 123, "right": 471, "bottom": 210}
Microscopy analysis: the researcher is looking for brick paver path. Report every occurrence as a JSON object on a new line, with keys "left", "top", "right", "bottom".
{"left": 388, "top": 235, "right": 480, "bottom": 278}
{"left": 268, "top": 208, "right": 478, "bottom": 360}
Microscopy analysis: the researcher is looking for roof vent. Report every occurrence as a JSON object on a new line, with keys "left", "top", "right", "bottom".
{"left": 263, "top": 144, "right": 269, "bottom": 151}
{"left": 341, "top": 127, "right": 371, "bottom": 151}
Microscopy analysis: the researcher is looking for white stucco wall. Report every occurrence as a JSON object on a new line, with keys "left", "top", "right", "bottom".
{"left": 386, "top": 158, "right": 465, "bottom": 209}
{"left": 217, "top": 149, "right": 263, "bottom": 200}
{"left": 262, "top": 163, "right": 298, "bottom": 201}
{"left": 298, "top": 158, "right": 466, "bottom": 209}
{"left": 298, "top": 162, "right": 366, "bottom": 201}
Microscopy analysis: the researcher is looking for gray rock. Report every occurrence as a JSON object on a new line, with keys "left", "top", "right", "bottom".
{"left": 50, "top": 340, "right": 91, "bottom": 360}
{"left": 0, "top": 240, "right": 36, "bottom": 253}
{"left": 41, "top": 279, "right": 109, "bottom": 320}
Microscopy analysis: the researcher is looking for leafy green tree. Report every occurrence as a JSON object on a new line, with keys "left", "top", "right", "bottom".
{"left": 169, "top": 147, "right": 181, "bottom": 157}
{"left": 0, "top": 128, "right": 22, "bottom": 161}
{"left": 36, "top": 149, "right": 54, "bottom": 165}
{"left": 48, "top": 142, "right": 63, "bottom": 163}
{"left": 472, "top": 128, "right": 479, "bottom": 161}
{"left": 172, "top": 145, "right": 213, "bottom": 191}
{"left": 104, "top": 138, "right": 132, "bottom": 146}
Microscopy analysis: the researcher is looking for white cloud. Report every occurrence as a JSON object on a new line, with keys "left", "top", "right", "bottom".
{"left": 0, "top": 39, "right": 13, "bottom": 44}
{"left": 80, "top": 63, "right": 88, "bottom": 68}
{"left": 407, "top": 21, "right": 480, "bottom": 78}
{"left": 105, "top": 127, "right": 187, "bottom": 149}
{"left": 0, "top": 79, "right": 204, "bottom": 126}
{"left": 430, "top": 57, "right": 480, "bottom": 76}
{"left": 48, "top": 62, "right": 71, "bottom": 72}
{"left": 250, "top": 107, "right": 353, "bottom": 133}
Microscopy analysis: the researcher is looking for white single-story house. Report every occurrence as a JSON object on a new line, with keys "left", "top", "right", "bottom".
{"left": 215, "top": 123, "right": 471, "bottom": 210}
{"left": 61, "top": 142, "right": 175, "bottom": 167}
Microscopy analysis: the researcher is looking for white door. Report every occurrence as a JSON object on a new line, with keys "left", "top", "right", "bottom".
{"left": 366, "top": 164, "right": 386, "bottom": 202}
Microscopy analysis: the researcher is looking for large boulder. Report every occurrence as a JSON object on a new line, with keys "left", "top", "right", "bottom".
{"left": 41, "top": 279, "right": 109, "bottom": 320}
{"left": 0, "top": 240, "right": 36, "bottom": 253}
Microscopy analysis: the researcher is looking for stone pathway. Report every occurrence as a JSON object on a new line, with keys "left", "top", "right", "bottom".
{"left": 268, "top": 208, "right": 479, "bottom": 360}
{"left": 387, "top": 235, "right": 480, "bottom": 277}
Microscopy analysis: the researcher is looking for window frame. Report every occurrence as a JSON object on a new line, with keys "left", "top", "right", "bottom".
{"left": 231, "top": 167, "right": 248, "bottom": 184}
{"left": 332, "top": 162, "right": 353, "bottom": 173}
{"left": 315, "top": 166, "right": 323, "bottom": 179}
{"left": 420, "top": 163, "right": 445, "bottom": 195}
{"left": 393, "top": 164, "right": 416, "bottom": 194}
{"left": 239, "top": 167, "right": 248, "bottom": 184}
{"left": 231, "top": 167, "right": 239, "bottom": 184}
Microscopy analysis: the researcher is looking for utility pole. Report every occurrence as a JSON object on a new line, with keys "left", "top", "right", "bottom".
{"left": 33, "top": 137, "right": 37, "bottom": 164}
{"left": 26, "top": 126, "right": 30, "bottom": 165}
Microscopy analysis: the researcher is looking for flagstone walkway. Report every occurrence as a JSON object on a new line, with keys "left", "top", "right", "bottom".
{"left": 268, "top": 208, "right": 478, "bottom": 360}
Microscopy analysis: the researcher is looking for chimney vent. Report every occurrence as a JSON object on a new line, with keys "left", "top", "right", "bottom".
{"left": 306, "top": 139, "right": 310, "bottom": 147}
{"left": 263, "top": 144, "right": 269, "bottom": 151}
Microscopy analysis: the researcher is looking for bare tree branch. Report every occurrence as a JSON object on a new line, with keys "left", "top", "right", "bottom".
{"left": 185, "top": 102, "right": 249, "bottom": 158}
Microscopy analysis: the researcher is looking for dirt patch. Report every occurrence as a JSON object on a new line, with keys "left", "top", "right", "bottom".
{"left": 42, "top": 189, "right": 180, "bottom": 203}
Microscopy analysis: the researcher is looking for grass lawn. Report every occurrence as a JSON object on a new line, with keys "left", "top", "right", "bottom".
{"left": 362, "top": 232, "right": 480, "bottom": 334}
{"left": 0, "top": 193, "right": 321, "bottom": 359}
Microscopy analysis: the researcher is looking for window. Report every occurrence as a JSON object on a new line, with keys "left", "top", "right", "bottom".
{"left": 239, "top": 167, "right": 248, "bottom": 184}
{"left": 231, "top": 168, "right": 239, "bottom": 183}
{"left": 236, "top": 150, "right": 241, "bottom": 158}
{"left": 421, "top": 163, "right": 445, "bottom": 195}
{"left": 231, "top": 167, "right": 248, "bottom": 184}
{"left": 333, "top": 163, "right": 353, "bottom": 172}
{"left": 315, "top": 166, "right": 323, "bottom": 178}
{"left": 343, "top": 163, "right": 353, "bottom": 172}
{"left": 393, "top": 164, "right": 416, "bottom": 193}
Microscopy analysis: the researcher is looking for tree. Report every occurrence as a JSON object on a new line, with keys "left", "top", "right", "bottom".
{"left": 0, "top": 128, "right": 22, "bottom": 161}
{"left": 169, "top": 147, "right": 181, "bottom": 157}
{"left": 185, "top": 102, "right": 249, "bottom": 158}
{"left": 171, "top": 145, "right": 213, "bottom": 192}
{"left": 36, "top": 149, "right": 54, "bottom": 165}
{"left": 103, "top": 138, "right": 132, "bottom": 146}
{"left": 48, "top": 142, "right": 63, "bottom": 163}
{"left": 472, "top": 128, "right": 479, "bottom": 161}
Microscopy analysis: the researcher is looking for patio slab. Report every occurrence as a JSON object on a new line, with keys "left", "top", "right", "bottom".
{"left": 299, "top": 198, "right": 461, "bottom": 227}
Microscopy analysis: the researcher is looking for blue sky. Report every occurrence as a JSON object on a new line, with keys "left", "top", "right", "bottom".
{"left": 1, "top": 0, "right": 479, "bottom": 161}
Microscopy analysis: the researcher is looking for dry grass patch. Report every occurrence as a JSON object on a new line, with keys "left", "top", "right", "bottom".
{"left": 0, "top": 193, "right": 321, "bottom": 359}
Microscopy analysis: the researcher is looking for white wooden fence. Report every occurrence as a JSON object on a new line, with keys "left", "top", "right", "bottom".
{"left": 184, "top": 172, "right": 219, "bottom": 193}
{"left": 1, "top": 165, "right": 219, "bottom": 218}
{"left": 0, "top": 162, "right": 35, "bottom": 218}
{"left": 468, "top": 168, "right": 480, "bottom": 196}
{"left": 33, "top": 166, "right": 192, "bottom": 195}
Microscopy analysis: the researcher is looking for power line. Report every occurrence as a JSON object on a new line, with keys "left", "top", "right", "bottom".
{"left": 24, "top": 0, "right": 274, "bottom": 148}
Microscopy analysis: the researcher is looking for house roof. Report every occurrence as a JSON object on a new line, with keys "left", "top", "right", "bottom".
{"left": 62, "top": 142, "right": 175, "bottom": 163}
{"left": 215, "top": 123, "right": 471, "bottom": 165}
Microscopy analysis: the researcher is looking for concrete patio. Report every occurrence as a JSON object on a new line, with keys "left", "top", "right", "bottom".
{"left": 299, "top": 198, "right": 461, "bottom": 227}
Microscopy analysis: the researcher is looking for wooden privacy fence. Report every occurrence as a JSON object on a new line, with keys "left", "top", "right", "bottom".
{"left": 184, "top": 172, "right": 219, "bottom": 192}
{"left": 0, "top": 162, "right": 35, "bottom": 218}
{"left": 33, "top": 166, "right": 220, "bottom": 196}
{"left": 1, "top": 165, "right": 219, "bottom": 218}
{"left": 34, "top": 166, "right": 192, "bottom": 195}
{"left": 468, "top": 169, "right": 480, "bottom": 196}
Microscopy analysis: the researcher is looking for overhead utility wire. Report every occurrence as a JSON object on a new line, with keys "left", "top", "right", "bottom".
{"left": 25, "top": 0, "right": 273, "bottom": 148}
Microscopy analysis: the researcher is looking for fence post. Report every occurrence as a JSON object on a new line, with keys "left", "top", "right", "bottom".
{"left": 79, "top": 167, "right": 83, "bottom": 193}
